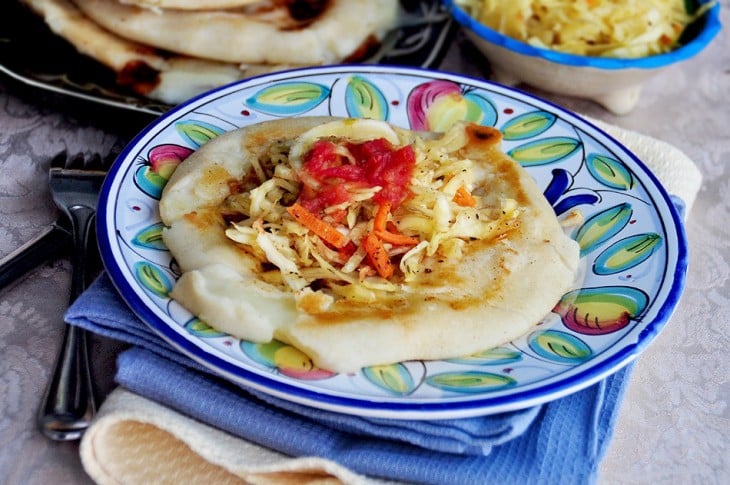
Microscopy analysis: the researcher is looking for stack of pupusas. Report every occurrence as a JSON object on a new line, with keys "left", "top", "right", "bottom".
{"left": 20, "top": 0, "right": 399, "bottom": 104}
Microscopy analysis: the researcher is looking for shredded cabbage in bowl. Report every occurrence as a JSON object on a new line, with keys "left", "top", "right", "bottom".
{"left": 455, "top": 0, "right": 715, "bottom": 58}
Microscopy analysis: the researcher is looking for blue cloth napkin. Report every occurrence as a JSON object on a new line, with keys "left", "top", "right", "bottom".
{"left": 67, "top": 274, "right": 633, "bottom": 485}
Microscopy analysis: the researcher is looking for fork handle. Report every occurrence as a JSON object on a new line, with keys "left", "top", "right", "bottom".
{"left": 68, "top": 206, "right": 97, "bottom": 301}
{"left": 38, "top": 205, "right": 97, "bottom": 441}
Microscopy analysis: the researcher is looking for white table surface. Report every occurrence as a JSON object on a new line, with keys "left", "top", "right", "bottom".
{"left": 1, "top": 4, "right": 728, "bottom": 483}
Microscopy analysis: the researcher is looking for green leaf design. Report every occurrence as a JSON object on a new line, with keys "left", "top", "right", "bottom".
{"left": 464, "top": 92, "right": 498, "bottom": 126}
{"left": 246, "top": 82, "right": 330, "bottom": 116}
{"left": 132, "top": 222, "right": 167, "bottom": 250}
{"left": 362, "top": 363, "right": 416, "bottom": 396}
{"left": 501, "top": 110, "right": 556, "bottom": 140}
{"left": 508, "top": 136, "right": 582, "bottom": 166}
{"left": 241, "top": 340, "right": 286, "bottom": 368}
{"left": 174, "top": 120, "right": 225, "bottom": 148}
{"left": 134, "top": 166, "right": 166, "bottom": 199}
{"left": 134, "top": 262, "right": 172, "bottom": 298}
{"left": 528, "top": 329, "right": 592, "bottom": 364}
{"left": 586, "top": 154, "right": 635, "bottom": 190}
{"left": 574, "top": 202, "right": 633, "bottom": 256}
{"left": 447, "top": 347, "right": 522, "bottom": 365}
{"left": 426, "top": 371, "right": 516, "bottom": 394}
{"left": 593, "top": 233, "right": 662, "bottom": 275}
{"left": 345, "top": 76, "right": 388, "bottom": 120}
{"left": 240, "top": 340, "right": 335, "bottom": 380}
{"left": 184, "top": 318, "right": 226, "bottom": 338}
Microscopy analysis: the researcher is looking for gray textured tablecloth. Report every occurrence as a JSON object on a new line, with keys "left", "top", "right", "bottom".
{"left": 1, "top": 7, "right": 728, "bottom": 483}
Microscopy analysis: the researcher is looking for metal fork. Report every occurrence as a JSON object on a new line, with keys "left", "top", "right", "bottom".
{"left": 38, "top": 151, "right": 112, "bottom": 441}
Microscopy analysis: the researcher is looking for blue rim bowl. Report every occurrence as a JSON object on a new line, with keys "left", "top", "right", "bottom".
{"left": 442, "top": 0, "right": 721, "bottom": 113}
{"left": 443, "top": 0, "right": 722, "bottom": 70}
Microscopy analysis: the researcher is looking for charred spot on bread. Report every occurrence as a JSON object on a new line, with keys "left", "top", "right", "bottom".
{"left": 466, "top": 124, "right": 503, "bottom": 147}
{"left": 117, "top": 60, "right": 161, "bottom": 95}
{"left": 286, "top": 0, "right": 331, "bottom": 22}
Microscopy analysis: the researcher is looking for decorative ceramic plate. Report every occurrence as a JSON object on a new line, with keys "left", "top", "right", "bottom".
{"left": 0, "top": 0, "right": 454, "bottom": 115}
{"left": 97, "top": 65, "right": 687, "bottom": 419}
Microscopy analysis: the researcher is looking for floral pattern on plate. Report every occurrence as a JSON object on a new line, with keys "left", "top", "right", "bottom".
{"left": 98, "top": 65, "right": 687, "bottom": 419}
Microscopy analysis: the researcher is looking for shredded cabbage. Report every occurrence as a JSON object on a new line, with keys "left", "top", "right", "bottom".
{"left": 455, "top": 0, "right": 715, "bottom": 57}
{"left": 223, "top": 120, "right": 521, "bottom": 302}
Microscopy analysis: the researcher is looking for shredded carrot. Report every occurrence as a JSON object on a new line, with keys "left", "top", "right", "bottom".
{"left": 362, "top": 233, "right": 393, "bottom": 279}
{"left": 287, "top": 203, "right": 348, "bottom": 248}
{"left": 375, "top": 230, "right": 419, "bottom": 246}
{"left": 454, "top": 186, "right": 476, "bottom": 207}
{"left": 373, "top": 203, "right": 390, "bottom": 232}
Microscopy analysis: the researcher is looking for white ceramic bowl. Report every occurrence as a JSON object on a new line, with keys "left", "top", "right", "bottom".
{"left": 443, "top": 0, "right": 722, "bottom": 114}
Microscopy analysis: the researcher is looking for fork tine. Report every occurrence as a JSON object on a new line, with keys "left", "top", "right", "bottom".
{"left": 65, "top": 152, "right": 86, "bottom": 170}
{"left": 50, "top": 149, "right": 120, "bottom": 174}
{"left": 50, "top": 151, "right": 68, "bottom": 169}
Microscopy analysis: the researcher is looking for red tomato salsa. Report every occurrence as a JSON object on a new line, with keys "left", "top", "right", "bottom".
{"left": 296, "top": 138, "right": 416, "bottom": 214}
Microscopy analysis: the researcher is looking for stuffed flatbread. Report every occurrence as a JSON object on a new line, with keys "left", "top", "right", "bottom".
{"left": 159, "top": 117, "right": 580, "bottom": 373}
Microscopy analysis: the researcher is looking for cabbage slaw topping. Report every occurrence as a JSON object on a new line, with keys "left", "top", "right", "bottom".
{"left": 222, "top": 119, "right": 520, "bottom": 303}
